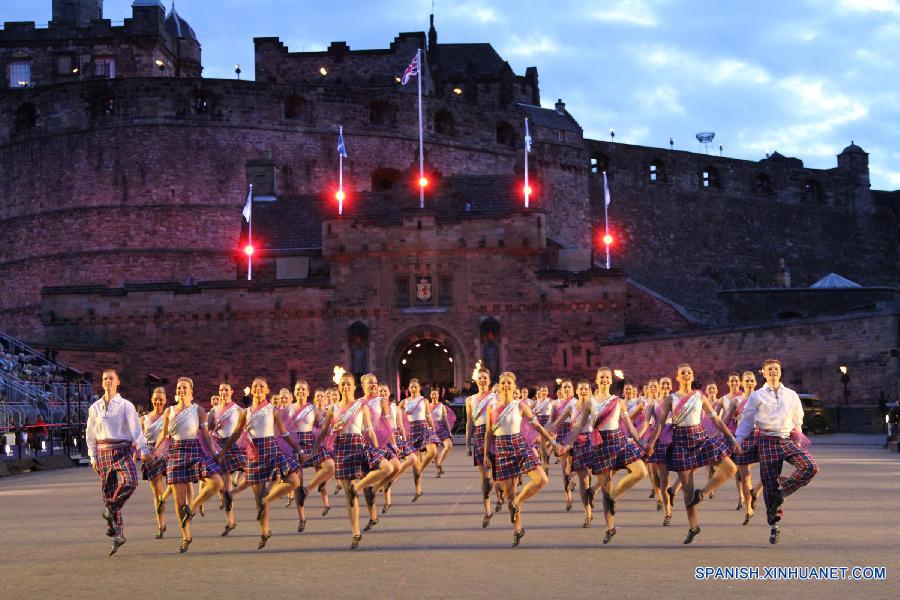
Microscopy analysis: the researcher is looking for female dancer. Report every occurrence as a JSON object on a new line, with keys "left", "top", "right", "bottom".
{"left": 141, "top": 387, "right": 169, "bottom": 539}
{"left": 310, "top": 372, "right": 393, "bottom": 549}
{"left": 645, "top": 376, "right": 683, "bottom": 519}
{"left": 290, "top": 380, "right": 336, "bottom": 532}
{"left": 154, "top": 377, "right": 224, "bottom": 553}
{"left": 484, "top": 371, "right": 559, "bottom": 547}
{"left": 216, "top": 377, "right": 302, "bottom": 549}
{"left": 572, "top": 367, "right": 647, "bottom": 544}
{"left": 466, "top": 367, "right": 498, "bottom": 527}
{"left": 532, "top": 385, "right": 554, "bottom": 469}
{"left": 357, "top": 373, "right": 398, "bottom": 531}
{"left": 723, "top": 370, "right": 764, "bottom": 522}
{"left": 549, "top": 380, "right": 597, "bottom": 528}
{"left": 642, "top": 380, "right": 663, "bottom": 506}
{"left": 551, "top": 380, "right": 578, "bottom": 511}
{"left": 381, "top": 383, "right": 418, "bottom": 513}
{"left": 430, "top": 388, "right": 454, "bottom": 477}
{"left": 703, "top": 382, "right": 720, "bottom": 499}
{"left": 645, "top": 364, "right": 740, "bottom": 544}
{"left": 312, "top": 388, "right": 333, "bottom": 512}
{"left": 208, "top": 382, "right": 246, "bottom": 536}
{"left": 404, "top": 378, "right": 440, "bottom": 501}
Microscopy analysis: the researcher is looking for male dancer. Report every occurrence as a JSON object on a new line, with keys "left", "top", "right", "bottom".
{"left": 85, "top": 369, "right": 149, "bottom": 555}
{"left": 735, "top": 359, "right": 818, "bottom": 544}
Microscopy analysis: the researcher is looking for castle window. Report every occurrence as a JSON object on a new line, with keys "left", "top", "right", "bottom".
{"left": 284, "top": 95, "right": 306, "bottom": 120}
{"left": 100, "top": 95, "right": 116, "bottom": 116}
{"left": 803, "top": 179, "right": 824, "bottom": 203}
{"left": 369, "top": 101, "right": 392, "bottom": 126}
{"left": 755, "top": 173, "right": 772, "bottom": 195}
{"left": 8, "top": 61, "right": 31, "bottom": 88}
{"left": 438, "top": 275, "right": 453, "bottom": 307}
{"left": 590, "top": 153, "right": 609, "bottom": 174}
{"left": 56, "top": 54, "right": 74, "bottom": 76}
{"left": 649, "top": 160, "right": 665, "bottom": 183}
{"left": 371, "top": 168, "right": 402, "bottom": 191}
{"left": 496, "top": 121, "right": 516, "bottom": 147}
{"left": 700, "top": 166, "right": 719, "bottom": 189}
{"left": 194, "top": 93, "right": 210, "bottom": 114}
{"left": 434, "top": 110, "right": 454, "bottom": 135}
{"left": 15, "top": 103, "right": 36, "bottom": 130}
{"left": 94, "top": 57, "right": 116, "bottom": 79}
{"left": 395, "top": 275, "right": 411, "bottom": 308}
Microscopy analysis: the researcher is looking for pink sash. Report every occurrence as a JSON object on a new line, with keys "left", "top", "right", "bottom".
{"left": 790, "top": 428, "right": 812, "bottom": 448}
{"left": 331, "top": 400, "right": 365, "bottom": 434}
{"left": 592, "top": 396, "right": 619, "bottom": 430}
{"left": 432, "top": 403, "right": 457, "bottom": 430}
{"left": 671, "top": 392, "right": 700, "bottom": 426}
{"left": 473, "top": 393, "right": 494, "bottom": 422}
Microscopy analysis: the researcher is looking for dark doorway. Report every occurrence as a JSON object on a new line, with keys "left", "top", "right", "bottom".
{"left": 398, "top": 340, "right": 455, "bottom": 398}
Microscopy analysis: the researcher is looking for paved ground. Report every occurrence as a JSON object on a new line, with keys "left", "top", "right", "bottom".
{"left": 1, "top": 435, "right": 898, "bottom": 599}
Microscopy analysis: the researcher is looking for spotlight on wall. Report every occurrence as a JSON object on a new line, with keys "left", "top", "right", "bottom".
{"left": 319, "top": 66, "right": 328, "bottom": 76}
{"left": 452, "top": 87, "right": 463, "bottom": 95}
{"left": 155, "top": 59, "right": 165, "bottom": 73}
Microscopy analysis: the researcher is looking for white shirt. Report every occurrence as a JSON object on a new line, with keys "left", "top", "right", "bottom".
{"left": 735, "top": 383, "right": 804, "bottom": 444}
{"left": 290, "top": 403, "right": 317, "bottom": 433}
{"left": 469, "top": 392, "right": 495, "bottom": 427}
{"left": 671, "top": 392, "right": 702, "bottom": 427}
{"left": 142, "top": 412, "right": 165, "bottom": 445}
{"left": 595, "top": 396, "right": 621, "bottom": 431}
{"left": 85, "top": 394, "right": 147, "bottom": 463}
{"left": 246, "top": 405, "right": 276, "bottom": 438}
{"left": 492, "top": 401, "right": 522, "bottom": 436}
{"left": 212, "top": 402, "right": 241, "bottom": 438}
{"left": 335, "top": 402, "right": 365, "bottom": 435}
{"left": 558, "top": 398, "right": 577, "bottom": 423}
{"left": 405, "top": 396, "right": 428, "bottom": 422}
{"left": 168, "top": 404, "right": 202, "bottom": 440}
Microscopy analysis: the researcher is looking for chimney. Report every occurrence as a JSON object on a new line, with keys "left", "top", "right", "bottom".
{"left": 52, "top": 0, "right": 103, "bottom": 27}
{"left": 555, "top": 98, "right": 566, "bottom": 114}
{"left": 775, "top": 258, "right": 791, "bottom": 288}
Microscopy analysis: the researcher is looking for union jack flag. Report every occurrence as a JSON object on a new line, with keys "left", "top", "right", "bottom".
{"left": 400, "top": 51, "right": 420, "bottom": 85}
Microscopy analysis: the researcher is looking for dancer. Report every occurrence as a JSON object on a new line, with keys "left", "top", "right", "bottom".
{"left": 358, "top": 373, "right": 398, "bottom": 532}
{"left": 155, "top": 377, "right": 224, "bottom": 553}
{"left": 724, "top": 371, "right": 764, "bottom": 520}
{"left": 85, "top": 369, "right": 148, "bottom": 555}
{"left": 310, "top": 372, "right": 392, "bottom": 549}
{"left": 736, "top": 359, "right": 818, "bottom": 544}
{"left": 645, "top": 364, "right": 739, "bottom": 544}
{"left": 381, "top": 383, "right": 418, "bottom": 513}
{"left": 430, "top": 388, "right": 454, "bottom": 477}
{"left": 466, "top": 367, "right": 498, "bottom": 527}
{"left": 208, "top": 382, "right": 246, "bottom": 536}
{"left": 141, "top": 387, "right": 169, "bottom": 539}
{"left": 550, "top": 380, "right": 597, "bottom": 528}
{"left": 216, "top": 377, "right": 302, "bottom": 549}
{"left": 641, "top": 379, "right": 663, "bottom": 507}
{"left": 404, "top": 378, "right": 440, "bottom": 500}
{"left": 484, "top": 371, "right": 559, "bottom": 547}
{"left": 572, "top": 367, "right": 647, "bottom": 544}
{"left": 551, "top": 380, "right": 578, "bottom": 511}
{"left": 290, "top": 380, "right": 336, "bottom": 531}
{"left": 703, "top": 382, "right": 720, "bottom": 499}
{"left": 532, "top": 385, "right": 554, "bottom": 468}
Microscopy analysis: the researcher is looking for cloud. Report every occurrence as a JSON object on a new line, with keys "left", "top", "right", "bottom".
{"left": 503, "top": 35, "right": 569, "bottom": 58}
{"left": 837, "top": 0, "right": 900, "bottom": 14}
{"left": 444, "top": 1, "right": 501, "bottom": 24}
{"left": 587, "top": 0, "right": 662, "bottom": 27}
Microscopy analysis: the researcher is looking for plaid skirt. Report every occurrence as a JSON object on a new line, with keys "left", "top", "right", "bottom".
{"left": 333, "top": 433, "right": 387, "bottom": 480}
{"left": 167, "top": 439, "right": 221, "bottom": 484}
{"left": 246, "top": 436, "right": 300, "bottom": 484}
{"left": 648, "top": 438, "right": 672, "bottom": 465}
{"left": 472, "top": 424, "right": 491, "bottom": 467}
{"left": 408, "top": 420, "right": 441, "bottom": 451}
{"left": 594, "top": 429, "right": 643, "bottom": 473}
{"left": 668, "top": 424, "right": 730, "bottom": 472}
{"left": 494, "top": 433, "right": 539, "bottom": 481}
{"left": 434, "top": 421, "right": 453, "bottom": 442}
{"left": 537, "top": 414, "right": 551, "bottom": 427}
{"left": 141, "top": 454, "right": 167, "bottom": 480}
{"left": 571, "top": 433, "right": 597, "bottom": 472}
{"left": 731, "top": 429, "right": 760, "bottom": 465}
{"left": 295, "top": 431, "right": 333, "bottom": 469}
{"left": 215, "top": 437, "right": 247, "bottom": 473}
{"left": 391, "top": 429, "right": 416, "bottom": 459}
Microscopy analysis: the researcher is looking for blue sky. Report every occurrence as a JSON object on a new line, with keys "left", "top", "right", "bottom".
{"left": 4, "top": 0, "right": 899, "bottom": 189}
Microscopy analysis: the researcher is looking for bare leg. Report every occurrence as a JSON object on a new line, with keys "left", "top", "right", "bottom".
{"left": 150, "top": 475, "right": 167, "bottom": 531}
{"left": 503, "top": 479, "right": 520, "bottom": 530}
{"left": 295, "top": 468, "right": 306, "bottom": 522}
{"left": 613, "top": 460, "right": 648, "bottom": 499}
{"left": 222, "top": 470, "right": 236, "bottom": 528}
{"left": 513, "top": 467, "right": 549, "bottom": 519}
{"left": 478, "top": 463, "right": 493, "bottom": 517}
{"left": 417, "top": 444, "right": 437, "bottom": 473}
{"left": 679, "top": 470, "right": 699, "bottom": 530}
{"left": 342, "top": 478, "right": 361, "bottom": 537}
{"left": 189, "top": 474, "right": 224, "bottom": 513}
{"left": 598, "top": 473, "right": 614, "bottom": 530}
{"left": 174, "top": 483, "right": 191, "bottom": 541}
{"left": 160, "top": 484, "right": 174, "bottom": 502}
{"left": 578, "top": 470, "right": 592, "bottom": 524}
{"left": 702, "top": 457, "right": 737, "bottom": 497}
{"left": 437, "top": 439, "right": 453, "bottom": 470}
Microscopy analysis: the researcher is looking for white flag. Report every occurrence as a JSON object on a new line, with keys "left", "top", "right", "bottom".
{"left": 242, "top": 184, "right": 253, "bottom": 221}
{"left": 524, "top": 118, "right": 532, "bottom": 153}
{"left": 603, "top": 172, "right": 611, "bottom": 207}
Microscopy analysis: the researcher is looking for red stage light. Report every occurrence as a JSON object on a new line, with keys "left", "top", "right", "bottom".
{"left": 244, "top": 244, "right": 255, "bottom": 256}
{"left": 602, "top": 234, "right": 614, "bottom": 246}
{"left": 418, "top": 176, "right": 429, "bottom": 188}
{"left": 335, "top": 190, "right": 345, "bottom": 202}
{"left": 523, "top": 184, "right": 533, "bottom": 196}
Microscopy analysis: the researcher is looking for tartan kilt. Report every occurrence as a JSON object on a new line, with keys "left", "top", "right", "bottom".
{"left": 472, "top": 424, "right": 490, "bottom": 467}
{"left": 408, "top": 420, "right": 441, "bottom": 451}
{"left": 668, "top": 424, "right": 730, "bottom": 472}
{"left": 167, "top": 439, "right": 221, "bottom": 484}
{"left": 649, "top": 439, "right": 672, "bottom": 465}
{"left": 391, "top": 429, "right": 416, "bottom": 459}
{"left": 332, "top": 433, "right": 386, "bottom": 480}
{"left": 557, "top": 422, "right": 572, "bottom": 441}
{"left": 537, "top": 414, "right": 551, "bottom": 428}
{"left": 494, "top": 433, "right": 539, "bottom": 481}
{"left": 246, "top": 436, "right": 300, "bottom": 484}
{"left": 215, "top": 438, "right": 247, "bottom": 473}
{"left": 593, "top": 429, "right": 643, "bottom": 474}
{"left": 732, "top": 429, "right": 760, "bottom": 466}
{"left": 98, "top": 445, "right": 137, "bottom": 485}
{"left": 140, "top": 454, "right": 167, "bottom": 480}
{"left": 434, "top": 421, "right": 453, "bottom": 442}
{"left": 571, "top": 433, "right": 597, "bottom": 472}
{"left": 295, "top": 430, "right": 333, "bottom": 469}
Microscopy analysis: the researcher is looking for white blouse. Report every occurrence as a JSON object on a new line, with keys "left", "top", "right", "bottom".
{"left": 212, "top": 402, "right": 241, "bottom": 438}
{"left": 492, "top": 401, "right": 522, "bottom": 436}
{"left": 245, "top": 404, "right": 275, "bottom": 438}
{"left": 405, "top": 396, "right": 428, "bottom": 422}
{"left": 168, "top": 404, "right": 201, "bottom": 441}
{"left": 671, "top": 392, "right": 702, "bottom": 427}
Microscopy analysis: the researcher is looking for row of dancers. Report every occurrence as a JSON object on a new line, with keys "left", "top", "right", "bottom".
{"left": 84, "top": 359, "right": 818, "bottom": 555}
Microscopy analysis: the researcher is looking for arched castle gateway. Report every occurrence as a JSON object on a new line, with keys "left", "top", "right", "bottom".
{"left": 1, "top": 1, "right": 897, "bottom": 408}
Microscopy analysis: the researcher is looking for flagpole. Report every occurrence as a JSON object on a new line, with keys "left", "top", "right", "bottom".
{"left": 603, "top": 172, "right": 610, "bottom": 270}
{"left": 524, "top": 117, "right": 530, "bottom": 209}
{"left": 247, "top": 183, "right": 253, "bottom": 281}
{"left": 338, "top": 125, "right": 344, "bottom": 216}
{"left": 417, "top": 48, "right": 425, "bottom": 209}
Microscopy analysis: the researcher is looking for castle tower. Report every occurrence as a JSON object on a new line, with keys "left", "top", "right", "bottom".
{"left": 51, "top": 0, "right": 103, "bottom": 26}
{"left": 164, "top": 2, "right": 202, "bottom": 77}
